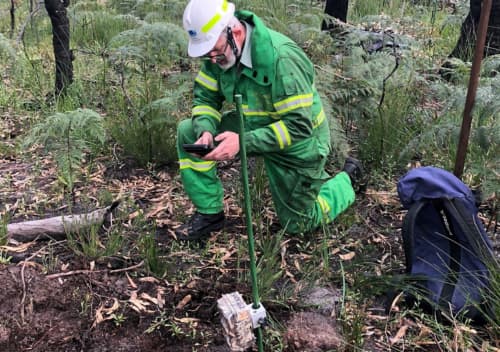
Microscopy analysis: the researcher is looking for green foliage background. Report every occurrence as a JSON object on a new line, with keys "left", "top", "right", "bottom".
{"left": 0, "top": 0, "right": 497, "bottom": 195}
{"left": 0, "top": 0, "right": 498, "bottom": 350}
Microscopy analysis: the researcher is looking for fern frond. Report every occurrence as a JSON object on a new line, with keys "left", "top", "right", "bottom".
{"left": 318, "top": 92, "right": 350, "bottom": 165}
{"left": 438, "top": 57, "right": 472, "bottom": 84}
{"left": 481, "top": 54, "right": 500, "bottom": 77}
{"left": 316, "top": 63, "right": 380, "bottom": 125}
{"left": 23, "top": 109, "right": 106, "bottom": 191}
{"left": 401, "top": 108, "right": 499, "bottom": 198}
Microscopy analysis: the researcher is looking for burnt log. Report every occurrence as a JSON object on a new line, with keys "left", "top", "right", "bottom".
{"left": 6, "top": 201, "right": 120, "bottom": 243}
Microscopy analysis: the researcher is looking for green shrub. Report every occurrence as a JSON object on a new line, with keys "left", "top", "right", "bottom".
{"left": 67, "top": 223, "right": 124, "bottom": 261}
{"left": 0, "top": 33, "right": 16, "bottom": 62}
{"left": 109, "top": 77, "right": 192, "bottom": 165}
{"left": 138, "top": 232, "right": 168, "bottom": 278}
{"left": 109, "top": 0, "right": 186, "bottom": 23}
{"left": 108, "top": 22, "right": 188, "bottom": 69}
{"left": 100, "top": 21, "right": 191, "bottom": 165}
{"left": 402, "top": 75, "right": 500, "bottom": 197}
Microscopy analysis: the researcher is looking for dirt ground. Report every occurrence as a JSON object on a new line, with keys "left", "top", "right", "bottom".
{"left": 0, "top": 139, "right": 498, "bottom": 351}
{"left": 0, "top": 153, "right": 386, "bottom": 352}
{"left": 0, "top": 154, "right": 245, "bottom": 351}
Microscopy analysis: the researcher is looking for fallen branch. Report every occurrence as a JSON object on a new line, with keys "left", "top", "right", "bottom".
{"left": 45, "top": 260, "right": 144, "bottom": 279}
{"left": 7, "top": 201, "right": 120, "bottom": 243}
{"left": 45, "top": 269, "right": 105, "bottom": 279}
{"left": 20, "top": 247, "right": 47, "bottom": 325}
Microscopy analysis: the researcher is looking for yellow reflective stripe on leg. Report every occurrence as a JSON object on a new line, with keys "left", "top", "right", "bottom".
{"left": 274, "top": 93, "right": 313, "bottom": 114}
{"left": 195, "top": 71, "right": 218, "bottom": 92}
{"left": 179, "top": 159, "right": 216, "bottom": 171}
{"left": 192, "top": 105, "right": 222, "bottom": 122}
{"left": 201, "top": 0, "right": 229, "bottom": 33}
{"left": 270, "top": 120, "right": 291, "bottom": 149}
{"left": 317, "top": 195, "right": 331, "bottom": 215}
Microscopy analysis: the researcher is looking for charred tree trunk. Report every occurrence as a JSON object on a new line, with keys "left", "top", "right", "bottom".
{"left": 45, "top": 0, "right": 73, "bottom": 96}
{"left": 322, "top": 0, "right": 349, "bottom": 30}
{"left": 10, "top": 0, "right": 16, "bottom": 38}
{"left": 449, "top": 0, "right": 500, "bottom": 60}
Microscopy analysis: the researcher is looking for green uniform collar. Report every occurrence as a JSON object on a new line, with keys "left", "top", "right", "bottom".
{"left": 235, "top": 10, "right": 275, "bottom": 86}
{"left": 239, "top": 21, "right": 253, "bottom": 69}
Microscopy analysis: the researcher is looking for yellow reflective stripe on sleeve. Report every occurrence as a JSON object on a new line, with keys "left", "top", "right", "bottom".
{"left": 201, "top": 0, "right": 229, "bottom": 33}
{"left": 317, "top": 195, "right": 331, "bottom": 215}
{"left": 242, "top": 104, "right": 261, "bottom": 116}
{"left": 192, "top": 105, "right": 222, "bottom": 122}
{"left": 270, "top": 120, "right": 291, "bottom": 149}
{"left": 274, "top": 93, "right": 313, "bottom": 114}
{"left": 312, "top": 109, "right": 326, "bottom": 129}
{"left": 268, "top": 111, "right": 280, "bottom": 119}
{"left": 195, "top": 71, "right": 218, "bottom": 92}
{"left": 241, "top": 106, "right": 279, "bottom": 119}
{"left": 242, "top": 104, "right": 275, "bottom": 117}
{"left": 179, "top": 159, "right": 216, "bottom": 171}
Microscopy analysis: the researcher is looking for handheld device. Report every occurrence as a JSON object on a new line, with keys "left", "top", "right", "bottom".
{"left": 182, "top": 144, "right": 214, "bottom": 156}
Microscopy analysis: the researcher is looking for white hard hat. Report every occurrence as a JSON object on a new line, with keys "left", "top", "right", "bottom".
{"left": 182, "top": 0, "right": 235, "bottom": 57}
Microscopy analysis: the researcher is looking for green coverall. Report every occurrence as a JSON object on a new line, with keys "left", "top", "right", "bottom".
{"left": 177, "top": 10, "right": 355, "bottom": 234}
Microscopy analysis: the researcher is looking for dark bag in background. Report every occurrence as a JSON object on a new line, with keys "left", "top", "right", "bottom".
{"left": 397, "top": 166, "right": 497, "bottom": 323}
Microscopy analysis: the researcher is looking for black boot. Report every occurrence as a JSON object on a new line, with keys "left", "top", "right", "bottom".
{"left": 343, "top": 157, "right": 365, "bottom": 192}
{"left": 175, "top": 212, "right": 225, "bottom": 241}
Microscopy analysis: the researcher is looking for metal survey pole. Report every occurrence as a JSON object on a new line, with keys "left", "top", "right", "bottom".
{"left": 454, "top": 0, "right": 492, "bottom": 178}
{"left": 235, "top": 94, "right": 264, "bottom": 351}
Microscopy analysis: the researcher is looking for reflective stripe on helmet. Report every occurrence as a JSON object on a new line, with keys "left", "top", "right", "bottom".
{"left": 201, "top": 0, "right": 229, "bottom": 33}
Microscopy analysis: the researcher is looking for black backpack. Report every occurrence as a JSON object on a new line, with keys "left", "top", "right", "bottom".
{"left": 397, "top": 166, "right": 497, "bottom": 323}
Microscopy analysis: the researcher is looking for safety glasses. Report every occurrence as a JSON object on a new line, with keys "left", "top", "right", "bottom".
{"left": 200, "top": 28, "right": 232, "bottom": 62}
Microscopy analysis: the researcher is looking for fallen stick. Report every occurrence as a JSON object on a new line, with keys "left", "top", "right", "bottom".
{"left": 45, "top": 260, "right": 144, "bottom": 279}
{"left": 6, "top": 201, "right": 120, "bottom": 243}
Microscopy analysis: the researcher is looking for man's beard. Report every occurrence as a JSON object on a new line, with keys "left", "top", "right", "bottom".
{"left": 217, "top": 53, "right": 236, "bottom": 71}
{"left": 217, "top": 43, "right": 239, "bottom": 71}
